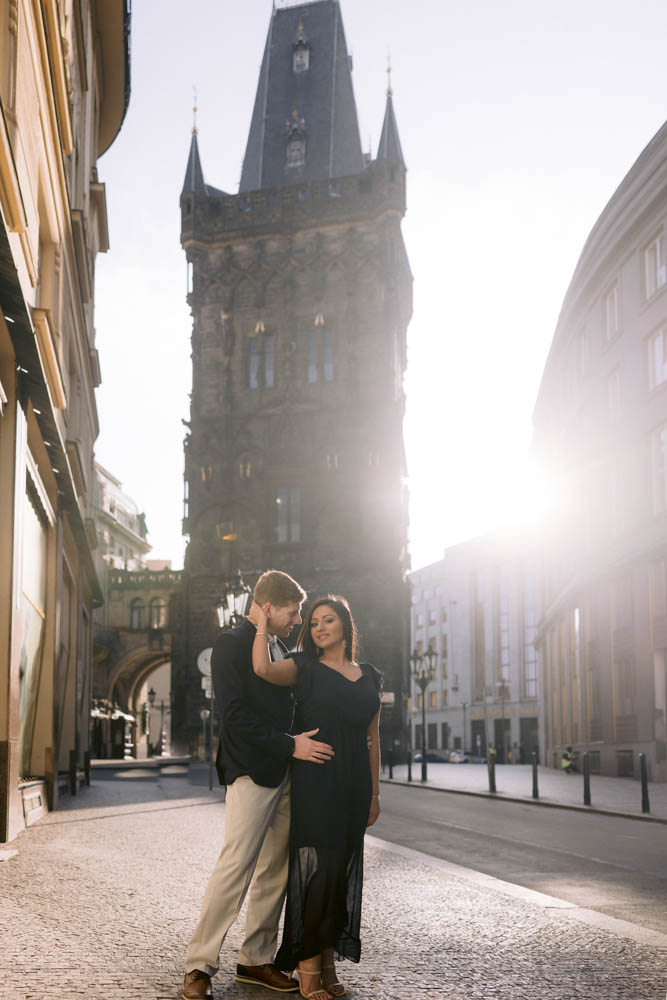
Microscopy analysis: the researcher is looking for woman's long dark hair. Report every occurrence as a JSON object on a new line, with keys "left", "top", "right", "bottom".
{"left": 297, "top": 595, "right": 359, "bottom": 661}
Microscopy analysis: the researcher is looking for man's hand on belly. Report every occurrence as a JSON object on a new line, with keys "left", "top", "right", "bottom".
{"left": 293, "top": 728, "right": 335, "bottom": 763}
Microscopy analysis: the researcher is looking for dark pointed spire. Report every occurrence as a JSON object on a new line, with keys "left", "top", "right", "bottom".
{"left": 182, "top": 90, "right": 207, "bottom": 198}
{"left": 376, "top": 66, "right": 405, "bottom": 166}
{"left": 240, "top": 1, "right": 364, "bottom": 192}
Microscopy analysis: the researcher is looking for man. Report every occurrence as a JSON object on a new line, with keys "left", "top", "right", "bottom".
{"left": 183, "top": 570, "right": 334, "bottom": 1000}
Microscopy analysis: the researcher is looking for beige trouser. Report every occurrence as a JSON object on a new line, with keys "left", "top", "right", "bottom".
{"left": 185, "top": 774, "right": 291, "bottom": 976}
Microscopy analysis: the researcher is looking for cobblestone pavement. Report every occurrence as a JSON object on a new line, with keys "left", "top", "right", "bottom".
{"left": 1, "top": 776, "right": 666, "bottom": 1000}
{"left": 384, "top": 762, "right": 667, "bottom": 819}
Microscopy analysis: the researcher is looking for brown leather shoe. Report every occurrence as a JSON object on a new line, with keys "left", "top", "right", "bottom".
{"left": 236, "top": 963, "right": 299, "bottom": 992}
{"left": 183, "top": 969, "right": 212, "bottom": 999}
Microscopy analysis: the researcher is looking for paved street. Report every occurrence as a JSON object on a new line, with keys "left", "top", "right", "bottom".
{"left": 383, "top": 762, "right": 667, "bottom": 819}
{"left": 1, "top": 774, "right": 666, "bottom": 1000}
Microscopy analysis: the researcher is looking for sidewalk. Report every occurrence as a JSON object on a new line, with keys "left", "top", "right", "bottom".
{"left": 1, "top": 775, "right": 665, "bottom": 999}
{"left": 382, "top": 761, "right": 667, "bottom": 819}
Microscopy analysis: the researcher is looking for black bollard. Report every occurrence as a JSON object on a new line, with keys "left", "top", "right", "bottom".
{"left": 583, "top": 752, "right": 591, "bottom": 806}
{"left": 639, "top": 753, "right": 650, "bottom": 814}
{"left": 532, "top": 752, "right": 539, "bottom": 799}
{"left": 388, "top": 748, "right": 393, "bottom": 780}
{"left": 407, "top": 748, "right": 412, "bottom": 783}
{"left": 84, "top": 751, "right": 91, "bottom": 787}
{"left": 488, "top": 753, "right": 496, "bottom": 793}
{"left": 69, "top": 749, "right": 78, "bottom": 796}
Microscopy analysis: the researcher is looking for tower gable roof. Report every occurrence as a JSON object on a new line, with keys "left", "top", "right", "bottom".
{"left": 376, "top": 91, "right": 405, "bottom": 166}
{"left": 240, "top": 0, "right": 364, "bottom": 192}
{"left": 181, "top": 131, "right": 207, "bottom": 196}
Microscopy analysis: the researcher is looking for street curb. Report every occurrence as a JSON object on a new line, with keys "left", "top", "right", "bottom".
{"left": 379, "top": 777, "right": 667, "bottom": 825}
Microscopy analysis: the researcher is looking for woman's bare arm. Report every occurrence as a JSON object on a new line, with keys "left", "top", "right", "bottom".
{"left": 252, "top": 632, "right": 298, "bottom": 686}
{"left": 366, "top": 708, "right": 381, "bottom": 826}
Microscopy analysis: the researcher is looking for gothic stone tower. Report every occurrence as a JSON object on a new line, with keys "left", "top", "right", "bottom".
{"left": 172, "top": 0, "right": 412, "bottom": 751}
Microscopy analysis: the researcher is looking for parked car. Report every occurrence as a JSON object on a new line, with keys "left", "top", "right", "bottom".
{"left": 447, "top": 750, "right": 470, "bottom": 764}
{"left": 413, "top": 751, "right": 448, "bottom": 763}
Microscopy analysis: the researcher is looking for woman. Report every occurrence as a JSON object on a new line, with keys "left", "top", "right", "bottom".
{"left": 251, "top": 595, "right": 382, "bottom": 1000}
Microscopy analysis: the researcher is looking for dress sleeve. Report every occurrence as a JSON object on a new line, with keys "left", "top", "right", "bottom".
{"left": 366, "top": 663, "right": 384, "bottom": 698}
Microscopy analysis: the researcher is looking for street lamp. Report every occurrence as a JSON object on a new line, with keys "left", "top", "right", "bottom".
{"left": 216, "top": 571, "right": 251, "bottom": 629}
{"left": 409, "top": 646, "right": 437, "bottom": 782}
{"left": 147, "top": 686, "right": 171, "bottom": 756}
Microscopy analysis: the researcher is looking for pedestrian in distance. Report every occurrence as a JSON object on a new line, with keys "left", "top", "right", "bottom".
{"left": 252, "top": 594, "right": 382, "bottom": 1000}
{"left": 561, "top": 746, "right": 578, "bottom": 773}
{"left": 182, "top": 570, "right": 335, "bottom": 1000}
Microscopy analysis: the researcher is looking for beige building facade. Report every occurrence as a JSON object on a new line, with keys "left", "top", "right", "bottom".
{"left": 409, "top": 534, "right": 540, "bottom": 764}
{"left": 0, "top": 1, "right": 130, "bottom": 840}
{"left": 533, "top": 121, "right": 667, "bottom": 780}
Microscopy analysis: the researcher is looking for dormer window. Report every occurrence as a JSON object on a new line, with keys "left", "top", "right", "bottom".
{"left": 292, "top": 21, "right": 310, "bottom": 73}
{"left": 285, "top": 110, "right": 306, "bottom": 169}
{"left": 293, "top": 45, "right": 309, "bottom": 73}
{"left": 286, "top": 137, "right": 306, "bottom": 168}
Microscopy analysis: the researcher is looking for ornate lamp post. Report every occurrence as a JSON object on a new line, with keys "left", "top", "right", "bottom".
{"left": 409, "top": 646, "right": 437, "bottom": 782}
{"left": 148, "top": 686, "right": 172, "bottom": 756}
{"left": 216, "top": 572, "right": 251, "bottom": 630}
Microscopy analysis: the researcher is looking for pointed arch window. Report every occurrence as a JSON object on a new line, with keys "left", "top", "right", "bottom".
{"left": 248, "top": 329, "right": 276, "bottom": 389}
{"left": 308, "top": 320, "right": 334, "bottom": 383}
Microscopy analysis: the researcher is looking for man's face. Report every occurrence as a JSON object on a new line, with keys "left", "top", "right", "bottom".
{"left": 267, "top": 601, "right": 303, "bottom": 639}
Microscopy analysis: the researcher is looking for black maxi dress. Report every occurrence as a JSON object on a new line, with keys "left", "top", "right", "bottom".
{"left": 275, "top": 653, "right": 382, "bottom": 969}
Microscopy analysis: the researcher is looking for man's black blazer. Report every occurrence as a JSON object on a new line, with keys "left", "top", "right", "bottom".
{"left": 212, "top": 619, "right": 295, "bottom": 787}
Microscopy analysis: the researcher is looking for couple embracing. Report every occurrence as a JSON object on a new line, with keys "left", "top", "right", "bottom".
{"left": 182, "top": 570, "right": 382, "bottom": 1000}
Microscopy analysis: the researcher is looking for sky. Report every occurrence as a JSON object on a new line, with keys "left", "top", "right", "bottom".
{"left": 94, "top": 0, "right": 667, "bottom": 572}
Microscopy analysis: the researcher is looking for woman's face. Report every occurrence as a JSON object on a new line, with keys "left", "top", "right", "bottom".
{"left": 310, "top": 604, "right": 344, "bottom": 653}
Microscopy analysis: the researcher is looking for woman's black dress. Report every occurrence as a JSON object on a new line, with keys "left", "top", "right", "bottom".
{"left": 275, "top": 653, "right": 382, "bottom": 969}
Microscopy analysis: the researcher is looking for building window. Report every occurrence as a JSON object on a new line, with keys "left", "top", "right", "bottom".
{"left": 523, "top": 576, "right": 538, "bottom": 698}
{"left": 614, "top": 656, "right": 636, "bottom": 717}
{"left": 307, "top": 326, "right": 334, "bottom": 383}
{"left": 130, "top": 599, "right": 145, "bottom": 629}
{"left": 577, "top": 328, "right": 589, "bottom": 377}
{"left": 274, "top": 487, "right": 301, "bottom": 543}
{"left": 648, "top": 324, "right": 667, "bottom": 391}
{"left": 286, "top": 137, "right": 305, "bottom": 168}
{"left": 442, "top": 688, "right": 448, "bottom": 707}
{"left": 649, "top": 560, "right": 667, "bottom": 618}
{"left": 429, "top": 690, "right": 438, "bottom": 709}
{"left": 643, "top": 233, "right": 665, "bottom": 300}
{"left": 249, "top": 337, "right": 259, "bottom": 389}
{"left": 612, "top": 576, "right": 633, "bottom": 630}
{"left": 293, "top": 46, "right": 309, "bottom": 73}
{"left": 651, "top": 422, "right": 667, "bottom": 513}
{"left": 150, "top": 598, "right": 167, "bottom": 629}
{"left": 603, "top": 284, "right": 619, "bottom": 342}
{"left": 607, "top": 368, "right": 621, "bottom": 423}
{"left": 498, "top": 574, "right": 510, "bottom": 690}
{"left": 249, "top": 333, "right": 275, "bottom": 389}
{"left": 264, "top": 333, "right": 275, "bottom": 388}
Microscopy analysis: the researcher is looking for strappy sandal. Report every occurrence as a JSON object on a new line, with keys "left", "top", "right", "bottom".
{"left": 321, "top": 964, "right": 345, "bottom": 998}
{"left": 296, "top": 966, "right": 332, "bottom": 1000}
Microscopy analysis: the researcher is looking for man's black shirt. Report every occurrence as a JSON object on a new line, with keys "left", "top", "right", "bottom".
{"left": 212, "top": 619, "right": 295, "bottom": 787}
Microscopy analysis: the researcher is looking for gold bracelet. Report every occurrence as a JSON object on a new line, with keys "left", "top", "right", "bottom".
{"left": 255, "top": 631, "right": 268, "bottom": 637}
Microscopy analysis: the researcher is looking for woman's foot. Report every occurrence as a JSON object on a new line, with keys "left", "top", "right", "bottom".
{"left": 320, "top": 950, "right": 345, "bottom": 998}
{"left": 296, "top": 964, "right": 332, "bottom": 1000}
